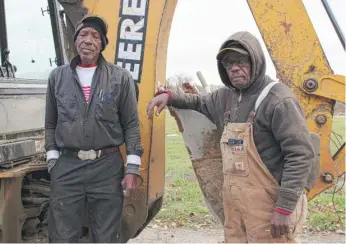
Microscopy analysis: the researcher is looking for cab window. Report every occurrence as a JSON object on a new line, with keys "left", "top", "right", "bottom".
{"left": 0, "top": 0, "right": 57, "bottom": 80}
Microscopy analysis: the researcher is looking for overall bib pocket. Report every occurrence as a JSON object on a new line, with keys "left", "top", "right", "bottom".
{"left": 220, "top": 135, "right": 249, "bottom": 177}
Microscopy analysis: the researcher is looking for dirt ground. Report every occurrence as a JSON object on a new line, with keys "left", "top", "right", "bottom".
{"left": 129, "top": 227, "right": 346, "bottom": 243}
{"left": 25, "top": 226, "right": 345, "bottom": 243}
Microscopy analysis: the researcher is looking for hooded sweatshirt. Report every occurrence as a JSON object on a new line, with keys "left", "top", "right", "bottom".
{"left": 168, "top": 31, "right": 314, "bottom": 212}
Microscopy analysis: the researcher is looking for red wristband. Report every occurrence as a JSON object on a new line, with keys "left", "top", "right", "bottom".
{"left": 275, "top": 207, "right": 292, "bottom": 215}
{"left": 154, "top": 89, "right": 173, "bottom": 102}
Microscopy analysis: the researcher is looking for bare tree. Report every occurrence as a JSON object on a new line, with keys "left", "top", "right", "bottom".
{"left": 175, "top": 73, "right": 193, "bottom": 85}
{"left": 166, "top": 73, "right": 194, "bottom": 92}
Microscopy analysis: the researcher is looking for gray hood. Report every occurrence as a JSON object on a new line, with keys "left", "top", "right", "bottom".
{"left": 216, "top": 31, "right": 267, "bottom": 94}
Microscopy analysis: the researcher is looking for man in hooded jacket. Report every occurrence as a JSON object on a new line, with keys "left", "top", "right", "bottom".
{"left": 147, "top": 31, "right": 314, "bottom": 243}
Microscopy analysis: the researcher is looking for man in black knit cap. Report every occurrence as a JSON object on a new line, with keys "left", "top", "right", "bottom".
{"left": 45, "top": 15, "right": 143, "bottom": 243}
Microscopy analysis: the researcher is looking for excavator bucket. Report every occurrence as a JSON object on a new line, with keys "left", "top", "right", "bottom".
{"left": 166, "top": 80, "right": 225, "bottom": 225}
{"left": 169, "top": 107, "right": 225, "bottom": 224}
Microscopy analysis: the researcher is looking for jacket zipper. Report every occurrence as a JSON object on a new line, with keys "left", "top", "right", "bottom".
{"left": 231, "top": 90, "right": 242, "bottom": 122}
{"left": 237, "top": 91, "right": 243, "bottom": 107}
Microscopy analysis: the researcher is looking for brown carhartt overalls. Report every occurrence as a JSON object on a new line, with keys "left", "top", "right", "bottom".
{"left": 220, "top": 82, "right": 308, "bottom": 243}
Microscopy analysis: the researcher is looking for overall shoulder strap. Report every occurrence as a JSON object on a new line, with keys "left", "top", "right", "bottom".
{"left": 247, "top": 81, "right": 280, "bottom": 123}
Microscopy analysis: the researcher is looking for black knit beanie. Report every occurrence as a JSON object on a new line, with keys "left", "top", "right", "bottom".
{"left": 74, "top": 15, "right": 109, "bottom": 51}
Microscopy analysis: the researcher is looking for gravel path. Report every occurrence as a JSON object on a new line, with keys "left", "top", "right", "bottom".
{"left": 129, "top": 227, "right": 346, "bottom": 243}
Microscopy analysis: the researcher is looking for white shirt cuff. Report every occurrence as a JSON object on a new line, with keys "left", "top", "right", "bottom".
{"left": 47, "top": 150, "right": 60, "bottom": 162}
{"left": 126, "top": 155, "right": 141, "bottom": 166}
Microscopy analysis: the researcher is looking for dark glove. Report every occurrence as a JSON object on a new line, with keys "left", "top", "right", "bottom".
{"left": 47, "top": 158, "right": 58, "bottom": 173}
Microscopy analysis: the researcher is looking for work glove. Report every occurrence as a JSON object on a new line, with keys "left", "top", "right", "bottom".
{"left": 47, "top": 158, "right": 58, "bottom": 173}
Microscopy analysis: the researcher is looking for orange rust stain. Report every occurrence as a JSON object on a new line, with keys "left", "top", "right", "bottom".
{"left": 281, "top": 22, "right": 292, "bottom": 34}
{"left": 305, "top": 65, "right": 316, "bottom": 74}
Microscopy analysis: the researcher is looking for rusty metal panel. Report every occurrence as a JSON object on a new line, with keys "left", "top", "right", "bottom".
{"left": 0, "top": 162, "right": 47, "bottom": 178}
{"left": 0, "top": 139, "right": 45, "bottom": 165}
{"left": 0, "top": 178, "right": 26, "bottom": 243}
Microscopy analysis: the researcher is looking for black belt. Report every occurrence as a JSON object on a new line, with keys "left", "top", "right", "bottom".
{"left": 61, "top": 147, "right": 119, "bottom": 160}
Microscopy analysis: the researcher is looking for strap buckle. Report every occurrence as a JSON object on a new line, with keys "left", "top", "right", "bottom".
{"left": 77, "top": 150, "right": 101, "bottom": 160}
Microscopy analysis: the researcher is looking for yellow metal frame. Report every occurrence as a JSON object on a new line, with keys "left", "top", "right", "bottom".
{"left": 247, "top": 0, "right": 345, "bottom": 200}
{"left": 81, "top": 0, "right": 177, "bottom": 240}
{"left": 309, "top": 75, "right": 345, "bottom": 102}
{"left": 83, "top": 0, "right": 177, "bottom": 201}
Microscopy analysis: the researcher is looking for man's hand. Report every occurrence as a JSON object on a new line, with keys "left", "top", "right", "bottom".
{"left": 121, "top": 174, "right": 141, "bottom": 198}
{"left": 270, "top": 211, "right": 290, "bottom": 238}
{"left": 146, "top": 93, "right": 170, "bottom": 120}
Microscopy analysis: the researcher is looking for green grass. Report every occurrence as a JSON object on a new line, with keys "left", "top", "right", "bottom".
{"left": 154, "top": 111, "right": 215, "bottom": 227}
{"left": 308, "top": 192, "right": 345, "bottom": 231}
{"left": 307, "top": 116, "right": 346, "bottom": 231}
{"left": 155, "top": 111, "right": 345, "bottom": 230}
{"left": 330, "top": 117, "right": 345, "bottom": 155}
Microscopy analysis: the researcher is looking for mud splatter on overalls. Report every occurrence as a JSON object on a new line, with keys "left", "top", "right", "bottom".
{"left": 220, "top": 82, "right": 308, "bottom": 243}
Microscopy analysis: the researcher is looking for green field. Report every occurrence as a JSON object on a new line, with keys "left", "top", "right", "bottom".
{"left": 154, "top": 112, "right": 345, "bottom": 231}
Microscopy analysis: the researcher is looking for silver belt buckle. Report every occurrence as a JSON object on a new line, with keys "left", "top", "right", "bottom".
{"left": 78, "top": 150, "right": 97, "bottom": 160}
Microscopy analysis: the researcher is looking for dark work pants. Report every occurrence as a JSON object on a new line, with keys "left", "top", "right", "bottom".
{"left": 48, "top": 151, "right": 124, "bottom": 243}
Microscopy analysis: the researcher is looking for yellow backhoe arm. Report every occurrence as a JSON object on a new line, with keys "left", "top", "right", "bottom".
{"left": 247, "top": 0, "right": 345, "bottom": 200}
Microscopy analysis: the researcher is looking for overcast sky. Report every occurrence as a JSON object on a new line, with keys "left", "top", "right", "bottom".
{"left": 166, "top": 0, "right": 346, "bottom": 85}
{"left": 4, "top": 0, "right": 344, "bottom": 83}
{"left": 5, "top": 0, "right": 56, "bottom": 79}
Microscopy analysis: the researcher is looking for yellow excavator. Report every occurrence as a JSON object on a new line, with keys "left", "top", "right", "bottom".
{"left": 0, "top": 0, "right": 344, "bottom": 242}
